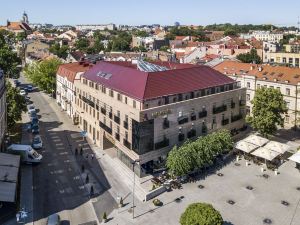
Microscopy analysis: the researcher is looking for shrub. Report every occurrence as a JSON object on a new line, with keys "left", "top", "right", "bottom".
{"left": 180, "top": 203, "right": 223, "bottom": 225}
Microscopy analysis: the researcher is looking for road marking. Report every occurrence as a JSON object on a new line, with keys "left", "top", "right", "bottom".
{"left": 63, "top": 159, "right": 70, "bottom": 163}
{"left": 59, "top": 152, "right": 68, "bottom": 155}
{"left": 73, "top": 176, "right": 80, "bottom": 180}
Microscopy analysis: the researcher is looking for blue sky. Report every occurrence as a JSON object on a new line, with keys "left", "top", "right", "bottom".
{"left": 1, "top": 0, "right": 300, "bottom": 26}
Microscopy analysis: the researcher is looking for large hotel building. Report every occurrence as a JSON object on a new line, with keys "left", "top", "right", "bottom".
{"left": 58, "top": 61, "right": 246, "bottom": 176}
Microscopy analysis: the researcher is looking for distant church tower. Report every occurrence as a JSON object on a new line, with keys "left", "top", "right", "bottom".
{"left": 22, "top": 11, "right": 29, "bottom": 24}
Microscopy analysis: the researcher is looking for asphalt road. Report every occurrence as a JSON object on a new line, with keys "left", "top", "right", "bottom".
{"left": 18, "top": 75, "right": 116, "bottom": 224}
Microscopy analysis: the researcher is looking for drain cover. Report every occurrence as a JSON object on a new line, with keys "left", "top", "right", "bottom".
{"left": 281, "top": 200, "right": 289, "bottom": 206}
{"left": 234, "top": 163, "right": 240, "bottom": 166}
{"left": 227, "top": 200, "right": 235, "bottom": 205}
{"left": 263, "top": 218, "right": 272, "bottom": 224}
{"left": 217, "top": 173, "right": 224, "bottom": 177}
{"left": 198, "top": 184, "right": 204, "bottom": 189}
{"left": 246, "top": 186, "right": 253, "bottom": 190}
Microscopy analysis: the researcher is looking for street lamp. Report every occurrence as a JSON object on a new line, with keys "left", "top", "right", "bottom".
{"left": 131, "top": 159, "right": 140, "bottom": 219}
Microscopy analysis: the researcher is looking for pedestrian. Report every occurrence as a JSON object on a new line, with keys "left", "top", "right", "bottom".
{"left": 85, "top": 174, "right": 89, "bottom": 184}
{"left": 75, "top": 148, "right": 78, "bottom": 155}
{"left": 91, "top": 153, "right": 94, "bottom": 160}
{"left": 86, "top": 153, "right": 89, "bottom": 159}
{"left": 81, "top": 164, "right": 85, "bottom": 173}
{"left": 90, "top": 185, "right": 94, "bottom": 196}
{"left": 80, "top": 147, "right": 83, "bottom": 156}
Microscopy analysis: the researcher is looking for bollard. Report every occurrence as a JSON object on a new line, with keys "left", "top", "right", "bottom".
{"left": 75, "top": 148, "right": 78, "bottom": 155}
{"left": 90, "top": 185, "right": 94, "bottom": 196}
{"left": 85, "top": 174, "right": 89, "bottom": 184}
{"left": 81, "top": 164, "right": 85, "bottom": 173}
{"left": 80, "top": 147, "right": 83, "bottom": 156}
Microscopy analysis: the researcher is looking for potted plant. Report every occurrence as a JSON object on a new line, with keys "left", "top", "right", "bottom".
{"left": 152, "top": 199, "right": 163, "bottom": 206}
{"left": 103, "top": 212, "right": 107, "bottom": 223}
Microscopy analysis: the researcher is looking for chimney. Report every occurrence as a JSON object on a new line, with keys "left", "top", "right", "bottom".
{"left": 250, "top": 66, "right": 253, "bottom": 71}
{"left": 258, "top": 66, "right": 263, "bottom": 72}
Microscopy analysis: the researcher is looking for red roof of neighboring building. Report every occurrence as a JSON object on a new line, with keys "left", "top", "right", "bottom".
{"left": 57, "top": 62, "right": 90, "bottom": 83}
{"left": 82, "top": 61, "right": 235, "bottom": 101}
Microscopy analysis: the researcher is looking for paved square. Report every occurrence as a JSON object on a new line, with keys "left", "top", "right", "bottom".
{"left": 107, "top": 158, "right": 300, "bottom": 225}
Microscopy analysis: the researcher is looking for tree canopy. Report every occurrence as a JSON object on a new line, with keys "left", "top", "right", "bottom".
{"left": 166, "top": 130, "right": 233, "bottom": 176}
{"left": 49, "top": 43, "right": 69, "bottom": 59}
{"left": 166, "top": 27, "right": 210, "bottom": 41}
{"left": 180, "top": 203, "right": 223, "bottom": 225}
{"left": 236, "top": 49, "right": 262, "bottom": 64}
{"left": 74, "top": 38, "right": 90, "bottom": 52}
{"left": 6, "top": 82, "right": 27, "bottom": 129}
{"left": 24, "top": 58, "right": 62, "bottom": 94}
{"left": 246, "top": 87, "right": 288, "bottom": 137}
{"left": 0, "top": 30, "right": 22, "bottom": 78}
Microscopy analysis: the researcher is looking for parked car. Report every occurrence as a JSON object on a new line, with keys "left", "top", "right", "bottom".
{"left": 27, "top": 105, "right": 35, "bottom": 114}
{"left": 20, "top": 89, "right": 26, "bottom": 96}
{"left": 32, "top": 135, "right": 43, "bottom": 149}
{"left": 47, "top": 213, "right": 60, "bottom": 225}
{"left": 29, "top": 111, "right": 38, "bottom": 121}
{"left": 31, "top": 124, "right": 39, "bottom": 134}
{"left": 27, "top": 85, "right": 33, "bottom": 92}
{"left": 31, "top": 117, "right": 39, "bottom": 126}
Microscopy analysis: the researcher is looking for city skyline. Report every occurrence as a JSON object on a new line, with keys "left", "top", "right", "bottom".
{"left": 1, "top": 0, "right": 300, "bottom": 26}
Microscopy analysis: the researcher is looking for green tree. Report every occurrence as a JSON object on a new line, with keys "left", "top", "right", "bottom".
{"left": 180, "top": 203, "right": 223, "bottom": 225}
{"left": 224, "top": 29, "right": 237, "bottom": 36}
{"left": 160, "top": 45, "right": 169, "bottom": 52}
{"left": 49, "top": 43, "right": 69, "bottom": 59}
{"left": 75, "top": 38, "right": 90, "bottom": 51}
{"left": 24, "top": 58, "right": 62, "bottom": 94}
{"left": 0, "top": 31, "right": 22, "bottom": 78}
{"left": 166, "top": 130, "right": 233, "bottom": 176}
{"left": 246, "top": 87, "right": 288, "bottom": 137}
{"left": 6, "top": 82, "right": 27, "bottom": 129}
{"left": 236, "top": 49, "right": 262, "bottom": 64}
{"left": 16, "top": 32, "right": 27, "bottom": 42}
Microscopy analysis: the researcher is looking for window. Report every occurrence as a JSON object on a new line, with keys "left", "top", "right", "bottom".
{"left": 246, "top": 82, "right": 250, "bottom": 89}
{"left": 286, "top": 88, "right": 290, "bottom": 96}
{"left": 125, "top": 131, "right": 128, "bottom": 140}
{"left": 109, "top": 89, "right": 114, "bottom": 97}
{"left": 246, "top": 94, "right": 250, "bottom": 101}
{"left": 257, "top": 84, "right": 260, "bottom": 89}
{"left": 133, "top": 100, "right": 136, "bottom": 108}
{"left": 285, "top": 101, "right": 290, "bottom": 108}
{"left": 117, "top": 93, "right": 122, "bottom": 101}
{"left": 277, "top": 87, "right": 281, "bottom": 92}
{"left": 285, "top": 115, "right": 290, "bottom": 123}
{"left": 125, "top": 97, "right": 127, "bottom": 104}
{"left": 101, "top": 86, "right": 106, "bottom": 94}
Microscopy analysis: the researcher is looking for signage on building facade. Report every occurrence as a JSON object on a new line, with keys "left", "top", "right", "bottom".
{"left": 142, "top": 109, "right": 172, "bottom": 120}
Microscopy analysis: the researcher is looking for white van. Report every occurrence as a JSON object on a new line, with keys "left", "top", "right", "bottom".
{"left": 7, "top": 144, "right": 43, "bottom": 164}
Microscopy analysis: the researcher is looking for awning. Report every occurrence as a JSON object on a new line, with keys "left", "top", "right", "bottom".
{"left": 264, "top": 141, "right": 291, "bottom": 154}
{"left": 288, "top": 152, "right": 300, "bottom": 163}
{"left": 0, "top": 153, "right": 20, "bottom": 202}
{"left": 243, "top": 134, "right": 269, "bottom": 147}
{"left": 235, "top": 140, "right": 259, "bottom": 153}
{"left": 251, "top": 147, "right": 281, "bottom": 161}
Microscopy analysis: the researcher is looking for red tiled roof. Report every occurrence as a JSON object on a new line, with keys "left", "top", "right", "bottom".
{"left": 82, "top": 61, "right": 234, "bottom": 101}
{"left": 57, "top": 62, "right": 90, "bottom": 83}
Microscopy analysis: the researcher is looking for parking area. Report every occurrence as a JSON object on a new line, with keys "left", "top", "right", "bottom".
{"left": 107, "top": 156, "right": 300, "bottom": 225}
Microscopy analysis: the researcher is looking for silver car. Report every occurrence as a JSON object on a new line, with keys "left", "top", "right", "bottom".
{"left": 47, "top": 213, "right": 60, "bottom": 225}
{"left": 32, "top": 135, "right": 42, "bottom": 149}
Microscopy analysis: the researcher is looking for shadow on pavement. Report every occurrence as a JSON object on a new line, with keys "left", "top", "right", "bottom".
{"left": 30, "top": 120, "right": 116, "bottom": 222}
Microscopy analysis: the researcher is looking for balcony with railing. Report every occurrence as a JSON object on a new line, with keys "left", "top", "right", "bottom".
{"left": 155, "top": 138, "right": 169, "bottom": 150}
{"left": 231, "top": 114, "right": 243, "bottom": 122}
{"left": 222, "top": 118, "right": 230, "bottom": 126}
{"left": 187, "top": 129, "right": 196, "bottom": 138}
{"left": 198, "top": 110, "right": 207, "bottom": 118}
{"left": 115, "top": 133, "right": 120, "bottom": 141}
{"left": 123, "top": 139, "right": 131, "bottom": 149}
{"left": 213, "top": 105, "right": 227, "bottom": 114}
{"left": 114, "top": 115, "right": 120, "bottom": 124}
{"left": 239, "top": 100, "right": 246, "bottom": 106}
{"left": 191, "top": 113, "right": 197, "bottom": 121}
{"left": 231, "top": 101, "right": 236, "bottom": 109}
{"left": 178, "top": 133, "right": 185, "bottom": 142}
{"left": 163, "top": 119, "right": 169, "bottom": 129}
{"left": 178, "top": 116, "right": 189, "bottom": 125}
{"left": 101, "top": 107, "right": 106, "bottom": 115}
{"left": 99, "top": 121, "right": 112, "bottom": 134}
{"left": 124, "top": 121, "right": 128, "bottom": 129}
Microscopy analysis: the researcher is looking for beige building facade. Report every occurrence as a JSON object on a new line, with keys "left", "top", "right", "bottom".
{"left": 215, "top": 61, "right": 300, "bottom": 128}
{"left": 71, "top": 61, "right": 246, "bottom": 176}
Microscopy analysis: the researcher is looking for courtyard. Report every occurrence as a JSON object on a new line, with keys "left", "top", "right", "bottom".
{"left": 106, "top": 155, "right": 300, "bottom": 225}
